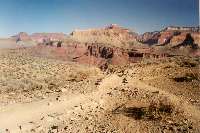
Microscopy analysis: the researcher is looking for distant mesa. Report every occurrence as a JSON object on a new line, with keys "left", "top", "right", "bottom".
{"left": 164, "top": 26, "right": 199, "bottom": 32}
{"left": 12, "top": 25, "right": 199, "bottom": 50}
{"left": 13, "top": 32, "right": 31, "bottom": 42}
{"left": 7, "top": 24, "right": 199, "bottom": 67}
{"left": 69, "top": 24, "right": 199, "bottom": 49}
{"left": 13, "top": 32, "right": 66, "bottom": 43}
{"left": 70, "top": 24, "right": 138, "bottom": 47}
{"left": 31, "top": 33, "right": 66, "bottom": 43}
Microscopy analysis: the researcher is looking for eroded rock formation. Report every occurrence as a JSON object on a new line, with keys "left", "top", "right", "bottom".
{"left": 138, "top": 26, "right": 200, "bottom": 48}
{"left": 137, "top": 32, "right": 160, "bottom": 45}
{"left": 32, "top": 41, "right": 168, "bottom": 69}
{"left": 70, "top": 24, "right": 138, "bottom": 47}
{"left": 12, "top": 25, "right": 199, "bottom": 68}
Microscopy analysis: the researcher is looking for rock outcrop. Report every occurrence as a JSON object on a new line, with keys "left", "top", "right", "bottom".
{"left": 191, "top": 32, "right": 200, "bottom": 47}
{"left": 170, "top": 33, "right": 199, "bottom": 48}
{"left": 12, "top": 25, "right": 199, "bottom": 65}
{"left": 137, "top": 31, "right": 160, "bottom": 45}
{"left": 157, "top": 30, "right": 177, "bottom": 45}
{"left": 70, "top": 24, "right": 138, "bottom": 48}
{"left": 32, "top": 42, "right": 168, "bottom": 69}
{"left": 138, "top": 26, "right": 200, "bottom": 48}
{"left": 171, "top": 33, "right": 199, "bottom": 49}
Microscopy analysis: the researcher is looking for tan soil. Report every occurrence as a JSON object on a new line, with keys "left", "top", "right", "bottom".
{"left": 0, "top": 48, "right": 199, "bottom": 133}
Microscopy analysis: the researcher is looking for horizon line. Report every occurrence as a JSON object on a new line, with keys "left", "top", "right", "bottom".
{"left": 1, "top": 24, "right": 199, "bottom": 38}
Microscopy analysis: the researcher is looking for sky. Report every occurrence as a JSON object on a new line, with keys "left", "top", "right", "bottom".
{"left": 0, "top": 0, "right": 199, "bottom": 37}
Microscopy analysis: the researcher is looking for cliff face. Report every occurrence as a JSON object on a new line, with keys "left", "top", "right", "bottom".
{"left": 70, "top": 24, "right": 138, "bottom": 48}
{"left": 191, "top": 33, "right": 200, "bottom": 47}
{"left": 158, "top": 31, "right": 176, "bottom": 45}
{"left": 138, "top": 26, "right": 200, "bottom": 48}
{"left": 170, "top": 33, "right": 199, "bottom": 47}
{"left": 13, "top": 25, "right": 199, "bottom": 65}
{"left": 31, "top": 42, "right": 168, "bottom": 69}
{"left": 137, "top": 32, "right": 160, "bottom": 45}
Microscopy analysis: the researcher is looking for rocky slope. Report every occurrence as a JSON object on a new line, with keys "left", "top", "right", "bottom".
{"left": 0, "top": 25, "right": 200, "bottom": 133}
{"left": 27, "top": 42, "right": 168, "bottom": 69}
{"left": 0, "top": 49, "right": 199, "bottom": 132}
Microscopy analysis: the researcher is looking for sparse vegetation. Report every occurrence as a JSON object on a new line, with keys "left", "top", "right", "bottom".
{"left": 173, "top": 73, "right": 199, "bottom": 82}
{"left": 113, "top": 98, "right": 174, "bottom": 121}
{"left": 0, "top": 23, "right": 199, "bottom": 132}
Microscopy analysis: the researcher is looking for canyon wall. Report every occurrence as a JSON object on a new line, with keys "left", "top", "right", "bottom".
{"left": 70, "top": 24, "right": 138, "bottom": 48}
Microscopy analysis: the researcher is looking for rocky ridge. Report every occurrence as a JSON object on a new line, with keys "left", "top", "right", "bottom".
{"left": 137, "top": 26, "right": 200, "bottom": 48}
{"left": 11, "top": 25, "right": 200, "bottom": 68}
{"left": 70, "top": 24, "right": 139, "bottom": 48}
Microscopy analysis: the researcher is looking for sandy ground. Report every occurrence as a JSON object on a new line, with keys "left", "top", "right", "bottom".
{"left": 0, "top": 39, "right": 37, "bottom": 49}
{"left": 0, "top": 39, "right": 18, "bottom": 49}
{"left": 0, "top": 48, "right": 199, "bottom": 133}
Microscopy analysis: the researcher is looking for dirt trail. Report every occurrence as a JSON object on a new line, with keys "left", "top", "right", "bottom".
{"left": 0, "top": 73, "right": 199, "bottom": 132}
{"left": 0, "top": 94, "right": 84, "bottom": 132}
{"left": 0, "top": 74, "right": 122, "bottom": 132}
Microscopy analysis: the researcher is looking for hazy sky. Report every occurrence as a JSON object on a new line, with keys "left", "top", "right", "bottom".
{"left": 0, "top": 0, "right": 199, "bottom": 37}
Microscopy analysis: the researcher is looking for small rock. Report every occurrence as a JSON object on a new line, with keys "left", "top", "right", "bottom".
{"left": 64, "top": 126, "right": 68, "bottom": 130}
{"left": 48, "top": 102, "right": 53, "bottom": 106}
{"left": 107, "top": 92, "right": 112, "bottom": 96}
{"left": 95, "top": 82, "right": 100, "bottom": 85}
{"left": 122, "top": 78, "right": 128, "bottom": 83}
{"left": 167, "top": 120, "right": 173, "bottom": 124}
{"left": 5, "top": 129, "right": 10, "bottom": 133}
{"left": 19, "top": 125, "right": 22, "bottom": 130}
{"left": 51, "top": 125, "right": 58, "bottom": 130}
{"left": 152, "top": 91, "right": 159, "bottom": 94}
{"left": 61, "top": 88, "right": 68, "bottom": 93}
{"left": 30, "top": 129, "right": 36, "bottom": 132}
{"left": 85, "top": 117, "right": 89, "bottom": 120}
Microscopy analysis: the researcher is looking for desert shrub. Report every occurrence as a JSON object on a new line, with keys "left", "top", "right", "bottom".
{"left": 179, "top": 60, "right": 197, "bottom": 67}
{"left": 67, "top": 68, "right": 101, "bottom": 82}
{"left": 173, "top": 73, "right": 199, "bottom": 82}
{"left": 113, "top": 99, "right": 174, "bottom": 121}
{"left": 67, "top": 71, "right": 89, "bottom": 82}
